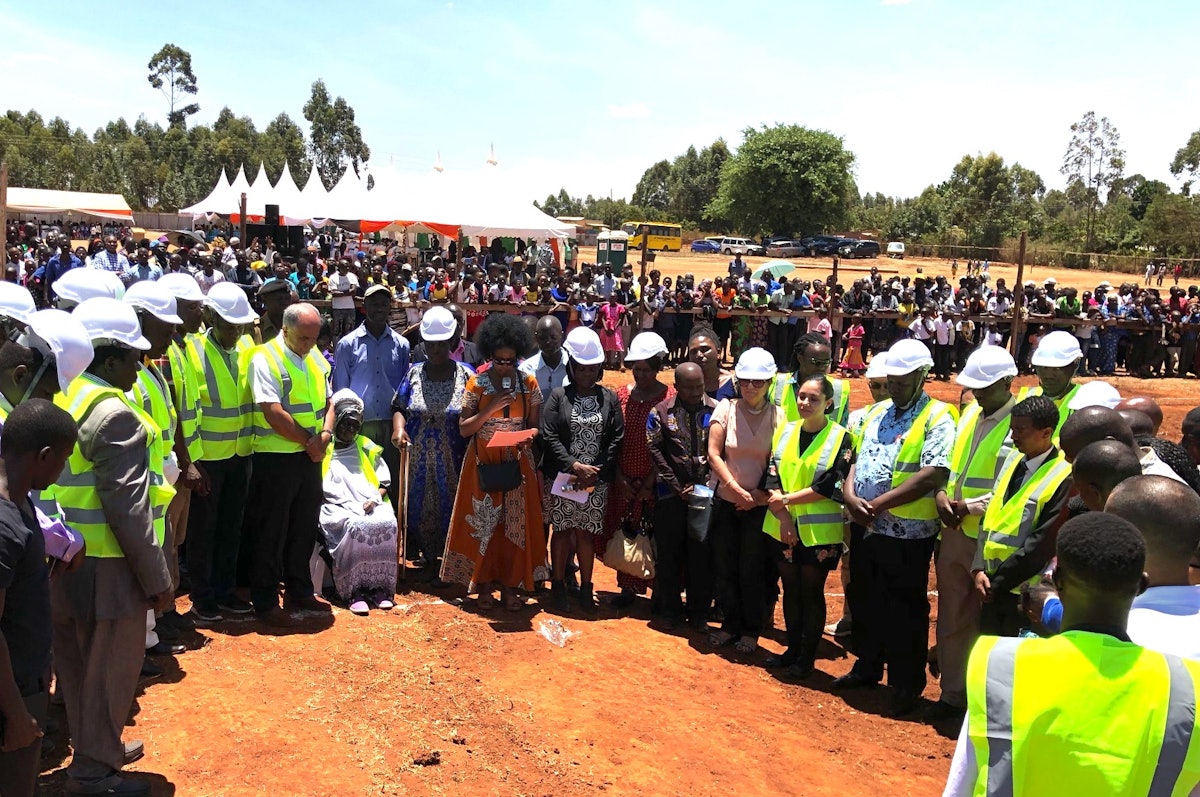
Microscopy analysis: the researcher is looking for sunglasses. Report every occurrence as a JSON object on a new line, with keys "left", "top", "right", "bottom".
{"left": 491, "top": 357, "right": 517, "bottom": 367}
{"left": 740, "top": 378, "right": 769, "bottom": 387}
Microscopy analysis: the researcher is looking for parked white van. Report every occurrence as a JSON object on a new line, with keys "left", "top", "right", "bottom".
{"left": 887, "top": 241, "right": 905, "bottom": 259}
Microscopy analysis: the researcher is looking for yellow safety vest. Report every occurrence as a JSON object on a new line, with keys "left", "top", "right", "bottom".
{"left": 248, "top": 337, "right": 330, "bottom": 454}
{"left": 187, "top": 332, "right": 254, "bottom": 461}
{"left": 167, "top": 335, "right": 204, "bottom": 462}
{"left": 946, "top": 401, "right": 1014, "bottom": 538}
{"left": 52, "top": 373, "right": 171, "bottom": 557}
{"left": 1017, "top": 383, "right": 1078, "bottom": 440}
{"left": 967, "top": 632, "right": 1200, "bottom": 797}
{"left": 129, "top": 362, "right": 179, "bottom": 540}
{"left": 860, "top": 397, "right": 956, "bottom": 521}
{"left": 772, "top": 373, "right": 850, "bottom": 426}
{"left": 762, "top": 420, "right": 848, "bottom": 546}
{"left": 321, "top": 436, "right": 388, "bottom": 499}
{"left": 979, "top": 449, "right": 1072, "bottom": 592}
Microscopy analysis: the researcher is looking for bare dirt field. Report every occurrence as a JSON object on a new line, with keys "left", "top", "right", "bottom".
{"left": 35, "top": 248, "right": 1196, "bottom": 796}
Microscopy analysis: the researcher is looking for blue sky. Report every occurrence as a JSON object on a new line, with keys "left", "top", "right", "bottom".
{"left": 2, "top": 0, "right": 1197, "bottom": 204}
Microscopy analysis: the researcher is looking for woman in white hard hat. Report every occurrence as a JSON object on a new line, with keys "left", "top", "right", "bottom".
{"left": 541, "top": 326, "right": 624, "bottom": 614}
{"left": 707, "top": 347, "right": 784, "bottom": 655}
{"left": 390, "top": 306, "right": 475, "bottom": 583}
{"left": 441, "top": 314, "right": 548, "bottom": 611}
{"left": 598, "top": 332, "right": 673, "bottom": 609}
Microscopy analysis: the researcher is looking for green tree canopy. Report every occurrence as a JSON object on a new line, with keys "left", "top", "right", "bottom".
{"left": 302, "top": 79, "right": 370, "bottom": 191}
{"left": 147, "top": 44, "right": 200, "bottom": 128}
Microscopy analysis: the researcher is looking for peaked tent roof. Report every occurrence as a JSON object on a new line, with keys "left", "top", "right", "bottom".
{"left": 179, "top": 168, "right": 233, "bottom": 217}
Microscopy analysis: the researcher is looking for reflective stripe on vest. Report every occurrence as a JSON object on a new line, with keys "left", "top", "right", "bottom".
{"left": 249, "top": 337, "right": 330, "bottom": 454}
{"left": 168, "top": 337, "right": 204, "bottom": 461}
{"left": 321, "top": 436, "right": 388, "bottom": 498}
{"left": 979, "top": 451, "right": 1071, "bottom": 592}
{"left": 773, "top": 374, "right": 850, "bottom": 426}
{"left": 762, "top": 420, "right": 847, "bottom": 545}
{"left": 967, "top": 633, "right": 1200, "bottom": 797}
{"left": 946, "top": 401, "right": 1014, "bottom": 538}
{"left": 51, "top": 374, "right": 169, "bottom": 557}
{"left": 862, "top": 398, "right": 955, "bottom": 521}
{"left": 129, "top": 363, "right": 178, "bottom": 539}
{"left": 188, "top": 332, "right": 254, "bottom": 461}
{"left": 1017, "top": 384, "right": 1078, "bottom": 441}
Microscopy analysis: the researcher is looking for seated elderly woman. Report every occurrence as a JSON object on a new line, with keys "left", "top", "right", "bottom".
{"left": 320, "top": 389, "right": 399, "bottom": 615}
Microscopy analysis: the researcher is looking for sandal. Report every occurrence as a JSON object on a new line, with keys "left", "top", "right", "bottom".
{"left": 735, "top": 636, "right": 758, "bottom": 654}
{"left": 708, "top": 630, "right": 736, "bottom": 648}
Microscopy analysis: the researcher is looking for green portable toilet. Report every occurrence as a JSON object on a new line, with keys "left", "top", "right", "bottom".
{"left": 597, "top": 229, "right": 629, "bottom": 269}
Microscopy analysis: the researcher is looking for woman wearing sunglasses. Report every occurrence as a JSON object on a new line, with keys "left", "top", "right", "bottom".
{"left": 707, "top": 347, "right": 784, "bottom": 654}
{"left": 440, "top": 313, "right": 549, "bottom": 611}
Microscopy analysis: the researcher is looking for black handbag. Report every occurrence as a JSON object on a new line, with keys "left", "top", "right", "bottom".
{"left": 686, "top": 493, "right": 713, "bottom": 543}
{"left": 477, "top": 460, "right": 522, "bottom": 493}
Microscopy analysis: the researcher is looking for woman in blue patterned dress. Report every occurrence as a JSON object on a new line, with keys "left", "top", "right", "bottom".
{"left": 392, "top": 307, "right": 474, "bottom": 581}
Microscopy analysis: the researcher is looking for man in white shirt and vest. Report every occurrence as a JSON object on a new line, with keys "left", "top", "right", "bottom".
{"left": 943, "top": 512, "right": 1200, "bottom": 797}
{"left": 931, "top": 346, "right": 1017, "bottom": 721}
{"left": 243, "top": 302, "right": 334, "bottom": 629}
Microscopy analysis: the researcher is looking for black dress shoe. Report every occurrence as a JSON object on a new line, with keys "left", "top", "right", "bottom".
{"left": 123, "top": 740, "right": 144, "bottom": 765}
{"left": 830, "top": 672, "right": 877, "bottom": 691}
{"left": 146, "top": 641, "right": 185, "bottom": 657}
{"left": 66, "top": 776, "right": 151, "bottom": 795}
{"left": 926, "top": 699, "right": 966, "bottom": 722}
{"left": 140, "top": 657, "right": 163, "bottom": 680}
{"left": 764, "top": 651, "right": 798, "bottom": 669}
{"left": 782, "top": 661, "right": 816, "bottom": 679}
{"left": 888, "top": 689, "right": 920, "bottom": 717}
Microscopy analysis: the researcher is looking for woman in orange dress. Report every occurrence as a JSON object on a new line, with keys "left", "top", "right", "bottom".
{"left": 440, "top": 314, "right": 550, "bottom": 610}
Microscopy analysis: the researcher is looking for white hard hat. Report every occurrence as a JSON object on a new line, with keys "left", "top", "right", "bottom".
{"left": 158, "top": 272, "right": 205, "bottom": 303}
{"left": 882, "top": 339, "right": 934, "bottom": 375}
{"left": 956, "top": 346, "right": 1018, "bottom": 389}
{"left": 124, "top": 280, "right": 182, "bottom": 324}
{"left": 864, "top": 352, "right": 889, "bottom": 379}
{"left": 734, "top": 347, "right": 777, "bottom": 380}
{"left": 1030, "top": 330, "right": 1083, "bottom": 367}
{"left": 0, "top": 281, "right": 36, "bottom": 324}
{"left": 54, "top": 268, "right": 125, "bottom": 306}
{"left": 18, "top": 309, "right": 94, "bottom": 392}
{"left": 625, "top": 332, "right": 669, "bottom": 363}
{"left": 229, "top": 236, "right": 240, "bottom": 245}
{"left": 72, "top": 297, "right": 151, "bottom": 350}
{"left": 204, "top": 282, "right": 258, "bottom": 324}
{"left": 419, "top": 306, "right": 457, "bottom": 342}
{"left": 564, "top": 326, "right": 604, "bottom": 366}
{"left": 1067, "top": 380, "right": 1121, "bottom": 411}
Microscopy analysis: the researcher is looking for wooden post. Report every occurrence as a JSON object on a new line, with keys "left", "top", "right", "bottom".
{"left": 238, "top": 192, "right": 248, "bottom": 246}
{"left": 637, "top": 223, "right": 649, "bottom": 329}
{"left": 1009, "top": 230, "right": 1027, "bottom": 359}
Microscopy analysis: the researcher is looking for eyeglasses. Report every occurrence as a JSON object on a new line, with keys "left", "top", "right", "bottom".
{"left": 491, "top": 357, "right": 517, "bottom": 367}
{"left": 808, "top": 358, "right": 832, "bottom": 367}
{"left": 740, "top": 378, "right": 769, "bottom": 387}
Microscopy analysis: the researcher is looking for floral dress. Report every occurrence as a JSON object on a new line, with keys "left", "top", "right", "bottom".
{"left": 440, "top": 372, "right": 550, "bottom": 591}
{"left": 598, "top": 382, "right": 674, "bottom": 593}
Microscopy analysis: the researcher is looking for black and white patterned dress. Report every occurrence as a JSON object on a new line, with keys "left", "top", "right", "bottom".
{"left": 544, "top": 394, "right": 609, "bottom": 535}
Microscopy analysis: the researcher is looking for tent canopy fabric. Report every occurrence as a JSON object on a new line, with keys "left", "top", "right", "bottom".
{"left": 5, "top": 187, "right": 134, "bottom": 220}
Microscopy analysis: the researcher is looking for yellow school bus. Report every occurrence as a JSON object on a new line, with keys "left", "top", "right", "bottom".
{"left": 621, "top": 221, "right": 683, "bottom": 252}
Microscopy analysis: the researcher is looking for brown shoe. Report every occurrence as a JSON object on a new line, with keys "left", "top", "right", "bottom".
{"left": 258, "top": 607, "right": 299, "bottom": 629}
{"left": 283, "top": 593, "right": 332, "bottom": 614}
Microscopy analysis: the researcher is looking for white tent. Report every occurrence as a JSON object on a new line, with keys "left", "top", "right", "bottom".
{"left": 179, "top": 169, "right": 233, "bottom": 218}
{"left": 4, "top": 187, "right": 135, "bottom": 221}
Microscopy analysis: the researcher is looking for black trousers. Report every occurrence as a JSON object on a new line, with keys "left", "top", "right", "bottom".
{"left": 244, "top": 451, "right": 323, "bottom": 610}
{"left": 933, "top": 343, "right": 953, "bottom": 378}
{"left": 979, "top": 590, "right": 1024, "bottom": 637}
{"left": 711, "top": 499, "right": 768, "bottom": 638}
{"left": 653, "top": 495, "right": 713, "bottom": 622}
{"left": 186, "top": 455, "right": 251, "bottom": 607}
{"left": 0, "top": 688, "right": 46, "bottom": 797}
{"left": 847, "top": 524, "right": 937, "bottom": 693}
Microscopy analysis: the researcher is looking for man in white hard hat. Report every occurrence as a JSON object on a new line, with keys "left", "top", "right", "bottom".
{"left": 836, "top": 339, "right": 957, "bottom": 717}
{"left": 0, "top": 310, "right": 93, "bottom": 421}
{"left": 53, "top": 266, "right": 126, "bottom": 310}
{"left": 929, "top": 346, "right": 1018, "bottom": 721}
{"left": 124, "top": 282, "right": 191, "bottom": 663}
{"left": 156, "top": 273, "right": 206, "bottom": 624}
{"left": 50, "top": 297, "right": 172, "bottom": 797}
{"left": 1021, "top": 329, "right": 1083, "bottom": 438}
{"left": 0, "top": 281, "right": 36, "bottom": 347}
{"left": 242, "top": 302, "right": 334, "bottom": 628}
{"left": 184, "top": 283, "right": 259, "bottom": 622}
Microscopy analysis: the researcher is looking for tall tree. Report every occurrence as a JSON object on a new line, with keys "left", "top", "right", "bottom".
{"left": 260, "top": 112, "right": 311, "bottom": 185}
{"left": 147, "top": 44, "right": 200, "bottom": 128}
{"left": 1169, "top": 130, "right": 1200, "bottom": 193}
{"left": 302, "top": 79, "right": 371, "bottom": 190}
{"left": 708, "top": 124, "right": 855, "bottom": 236}
{"left": 1061, "top": 111, "right": 1125, "bottom": 252}
{"left": 632, "top": 160, "right": 671, "bottom": 211}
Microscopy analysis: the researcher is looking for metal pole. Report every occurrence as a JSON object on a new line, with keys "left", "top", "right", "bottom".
{"left": 1009, "top": 230, "right": 1028, "bottom": 359}
{"left": 238, "top": 192, "right": 248, "bottom": 246}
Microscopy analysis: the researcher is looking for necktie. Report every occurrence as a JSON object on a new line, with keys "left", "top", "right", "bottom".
{"left": 1005, "top": 460, "right": 1029, "bottom": 502}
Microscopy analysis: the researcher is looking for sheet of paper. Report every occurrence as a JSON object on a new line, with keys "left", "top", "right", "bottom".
{"left": 551, "top": 471, "right": 591, "bottom": 504}
{"left": 486, "top": 428, "right": 537, "bottom": 448}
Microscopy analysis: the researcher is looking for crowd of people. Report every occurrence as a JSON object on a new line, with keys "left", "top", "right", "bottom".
{"left": 1, "top": 223, "right": 1199, "bottom": 796}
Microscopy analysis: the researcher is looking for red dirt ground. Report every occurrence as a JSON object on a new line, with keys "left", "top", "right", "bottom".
{"left": 35, "top": 250, "right": 1198, "bottom": 796}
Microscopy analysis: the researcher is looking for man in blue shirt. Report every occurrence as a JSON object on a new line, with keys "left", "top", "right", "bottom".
{"left": 332, "top": 284, "right": 410, "bottom": 505}
{"left": 288, "top": 257, "right": 316, "bottom": 300}
{"left": 34, "top": 240, "right": 82, "bottom": 303}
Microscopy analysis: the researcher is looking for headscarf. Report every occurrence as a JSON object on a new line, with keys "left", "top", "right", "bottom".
{"left": 331, "top": 388, "right": 364, "bottom": 426}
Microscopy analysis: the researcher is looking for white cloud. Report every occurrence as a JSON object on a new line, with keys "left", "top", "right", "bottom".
{"left": 607, "top": 102, "right": 650, "bottom": 120}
